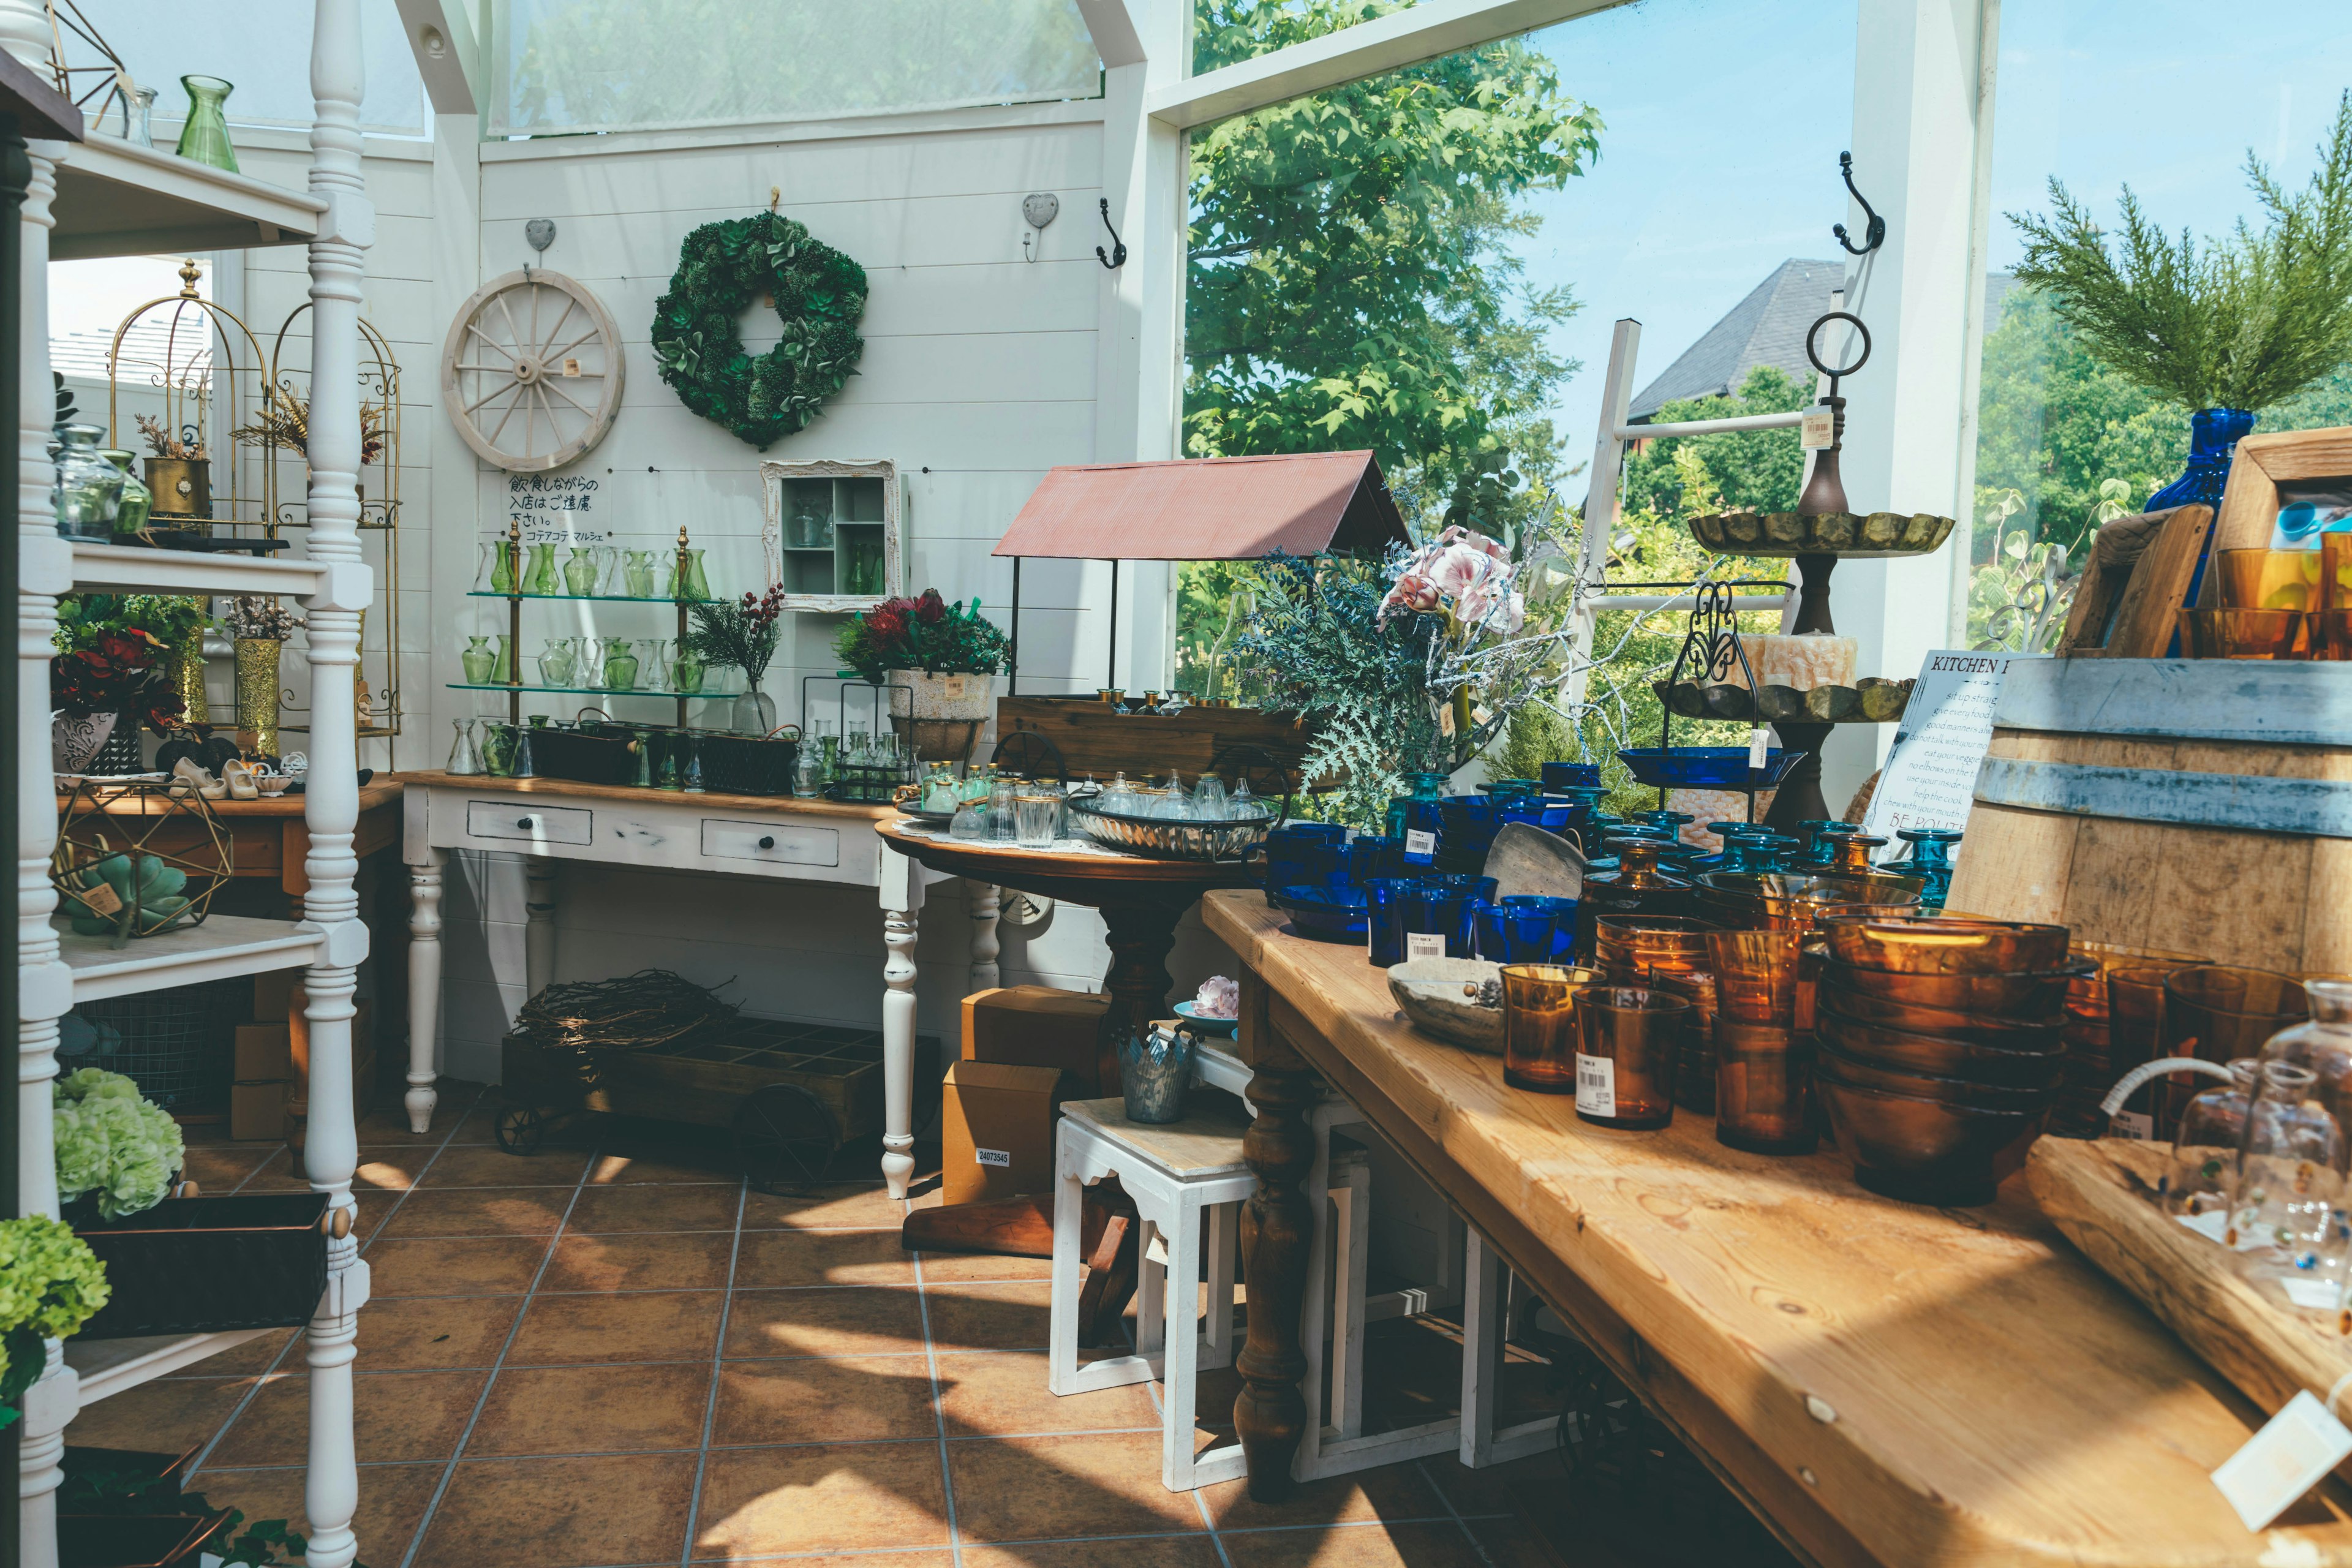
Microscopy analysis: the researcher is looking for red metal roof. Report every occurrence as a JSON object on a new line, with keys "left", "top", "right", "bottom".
{"left": 993, "top": 451, "right": 1408, "bottom": 560}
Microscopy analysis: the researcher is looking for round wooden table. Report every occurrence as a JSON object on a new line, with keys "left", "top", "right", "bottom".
{"left": 876, "top": 818, "right": 1259, "bottom": 1091}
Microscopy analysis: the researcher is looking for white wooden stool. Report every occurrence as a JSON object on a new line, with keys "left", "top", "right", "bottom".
{"left": 1048, "top": 1093, "right": 1256, "bottom": 1491}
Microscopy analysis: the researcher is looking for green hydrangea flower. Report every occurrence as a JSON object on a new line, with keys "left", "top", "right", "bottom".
{"left": 55, "top": 1068, "right": 184, "bottom": 1220}
{"left": 0, "top": 1216, "right": 110, "bottom": 1418}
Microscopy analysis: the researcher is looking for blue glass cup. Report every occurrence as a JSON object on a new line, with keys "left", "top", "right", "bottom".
{"left": 1366, "top": 877, "right": 1417, "bottom": 967}
{"left": 1464, "top": 897, "right": 1499, "bottom": 959}
{"left": 1471, "top": 875, "right": 1499, "bottom": 905}
{"left": 1266, "top": 822, "right": 1346, "bottom": 891}
{"left": 1403, "top": 883, "right": 1473, "bottom": 960}
{"left": 1344, "top": 834, "right": 1403, "bottom": 886}
{"left": 1542, "top": 761, "right": 1602, "bottom": 791}
{"left": 1499, "top": 894, "right": 1577, "bottom": 963}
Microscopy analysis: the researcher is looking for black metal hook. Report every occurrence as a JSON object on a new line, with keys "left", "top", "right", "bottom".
{"left": 1833, "top": 151, "right": 1885, "bottom": 257}
{"left": 1095, "top": 198, "right": 1127, "bottom": 270}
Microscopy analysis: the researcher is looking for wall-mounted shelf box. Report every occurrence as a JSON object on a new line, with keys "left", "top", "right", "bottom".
{"left": 761, "top": 458, "right": 902, "bottom": 612}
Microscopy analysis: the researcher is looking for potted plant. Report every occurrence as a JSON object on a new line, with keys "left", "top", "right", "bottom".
{"left": 50, "top": 603, "right": 186, "bottom": 775}
{"left": 684, "top": 583, "right": 788, "bottom": 734}
{"left": 833, "top": 589, "right": 1008, "bottom": 721}
{"left": 0, "top": 1215, "right": 109, "bottom": 1433}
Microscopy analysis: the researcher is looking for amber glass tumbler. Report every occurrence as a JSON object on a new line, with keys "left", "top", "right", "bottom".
{"left": 1501, "top": 963, "right": 1601, "bottom": 1095}
{"left": 1573, "top": 986, "right": 1689, "bottom": 1131}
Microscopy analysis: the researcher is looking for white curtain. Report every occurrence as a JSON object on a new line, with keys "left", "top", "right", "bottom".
{"left": 488, "top": 0, "right": 1103, "bottom": 137}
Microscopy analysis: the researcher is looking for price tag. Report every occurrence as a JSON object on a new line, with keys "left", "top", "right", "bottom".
{"left": 2211, "top": 1390, "right": 2352, "bottom": 1531}
{"left": 1405, "top": 932, "right": 1446, "bottom": 962}
{"left": 974, "top": 1147, "right": 1011, "bottom": 1168}
{"left": 2109, "top": 1110, "right": 2154, "bottom": 1140}
{"left": 1747, "top": 727, "right": 1770, "bottom": 769}
{"left": 561, "top": 356, "right": 582, "bottom": 377}
{"left": 1439, "top": 703, "right": 1457, "bottom": 738}
{"left": 1575, "top": 1054, "right": 1616, "bottom": 1118}
{"left": 943, "top": 676, "right": 968, "bottom": 699}
{"left": 1403, "top": 829, "right": 1436, "bottom": 861}
{"left": 1800, "top": 407, "right": 1836, "bottom": 450}
{"left": 76, "top": 881, "right": 123, "bottom": 918}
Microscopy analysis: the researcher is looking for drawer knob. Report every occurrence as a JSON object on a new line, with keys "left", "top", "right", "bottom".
{"left": 758, "top": 835, "right": 776, "bottom": 850}
{"left": 518, "top": 816, "right": 535, "bottom": 829}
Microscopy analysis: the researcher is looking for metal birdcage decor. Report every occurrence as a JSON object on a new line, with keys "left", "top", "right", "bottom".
{"left": 104, "top": 259, "right": 271, "bottom": 538}
{"left": 50, "top": 777, "right": 235, "bottom": 949}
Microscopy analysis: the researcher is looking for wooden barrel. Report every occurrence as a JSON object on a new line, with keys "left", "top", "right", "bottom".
{"left": 1946, "top": 658, "right": 2352, "bottom": 972}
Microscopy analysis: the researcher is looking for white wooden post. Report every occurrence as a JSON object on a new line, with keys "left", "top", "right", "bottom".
{"left": 404, "top": 849, "right": 447, "bottom": 1130}
{"left": 967, "top": 881, "right": 1001, "bottom": 993}
{"left": 879, "top": 843, "right": 924, "bottom": 1197}
{"left": 298, "top": 3, "right": 375, "bottom": 1562}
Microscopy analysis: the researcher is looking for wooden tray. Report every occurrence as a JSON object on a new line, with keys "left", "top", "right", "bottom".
{"left": 2026, "top": 1137, "right": 2352, "bottom": 1435}
{"left": 995, "top": 696, "right": 1321, "bottom": 787}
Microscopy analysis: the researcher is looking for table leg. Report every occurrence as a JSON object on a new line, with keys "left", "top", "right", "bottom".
{"left": 1234, "top": 969, "right": 1320, "bottom": 1501}
{"left": 968, "top": 881, "right": 1001, "bottom": 992}
{"left": 523, "top": 855, "right": 557, "bottom": 1003}
{"left": 1094, "top": 898, "right": 1183, "bottom": 1095}
{"left": 880, "top": 847, "right": 924, "bottom": 1199}
{"left": 403, "top": 848, "right": 447, "bottom": 1133}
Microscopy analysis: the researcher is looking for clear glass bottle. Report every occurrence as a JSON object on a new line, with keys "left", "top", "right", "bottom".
{"left": 446, "top": 717, "right": 481, "bottom": 776}
{"left": 2162, "top": 1060, "right": 2259, "bottom": 1221}
{"left": 2259, "top": 981, "right": 2352, "bottom": 1120}
{"left": 989, "top": 774, "right": 1019, "bottom": 840}
{"left": 51, "top": 424, "right": 122, "bottom": 539}
{"left": 2231, "top": 1061, "right": 2349, "bottom": 1297}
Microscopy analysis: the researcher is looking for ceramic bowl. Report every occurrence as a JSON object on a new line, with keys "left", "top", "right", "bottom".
{"left": 1815, "top": 1002, "right": 2066, "bottom": 1087}
{"left": 1387, "top": 957, "right": 1509, "bottom": 1053}
{"left": 1819, "top": 916, "right": 2071, "bottom": 976}
{"left": 1813, "top": 1071, "right": 2051, "bottom": 1207}
{"left": 1812, "top": 1033, "right": 2058, "bottom": 1107}
{"left": 1171, "top": 1000, "right": 1240, "bottom": 1038}
{"left": 1815, "top": 973, "right": 2065, "bottom": 1042}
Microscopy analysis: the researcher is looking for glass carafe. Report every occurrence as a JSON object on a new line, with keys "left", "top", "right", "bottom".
{"left": 461, "top": 636, "right": 495, "bottom": 685}
{"left": 2261, "top": 981, "right": 2352, "bottom": 1126}
{"left": 563, "top": 547, "right": 598, "bottom": 596}
{"left": 102, "top": 450, "right": 151, "bottom": 533}
{"left": 173, "top": 75, "right": 239, "bottom": 173}
{"left": 594, "top": 545, "right": 623, "bottom": 597}
{"left": 2231, "top": 1061, "right": 2350, "bottom": 1298}
{"left": 624, "top": 549, "right": 658, "bottom": 598}
{"left": 2163, "top": 1060, "right": 2260, "bottom": 1221}
{"left": 524, "top": 541, "right": 560, "bottom": 596}
{"left": 51, "top": 424, "right": 122, "bottom": 539}
{"left": 123, "top": 85, "right": 156, "bottom": 148}
{"left": 446, "top": 718, "right": 481, "bottom": 776}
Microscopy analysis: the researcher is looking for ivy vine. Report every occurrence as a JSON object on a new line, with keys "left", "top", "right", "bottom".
{"left": 651, "top": 211, "right": 866, "bottom": 450}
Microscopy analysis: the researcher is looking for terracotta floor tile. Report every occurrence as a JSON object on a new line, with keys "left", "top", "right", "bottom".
{"left": 507, "top": 1288, "right": 723, "bottom": 1365}
{"left": 588, "top": 1150, "right": 740, "bottom": 1184}
{"left": 469, "top": 1361, "right": 712, "bottom": 1455}
{"left": 921, "top": 1281, "right": 1053, "bottom": 1351}
{"left": 357, "top": 1095, "right": 486, "bottom": 1146}
{"left": 1418, "top": 1451, "right": 1551, "bottom": 1519}
{"left": 913, "top": 1248, "right": 1055, "bottom": 1282}
{"left": 540, "top": 1231, "right": 737, "bottom": 1292}
{"left": 412, "top": 1452, "right": 699, "bottom": 1568}
{"left": 1220, "top": 1520, "right": 1493, "bottom": 1567}
{"left": 1203, "top": 1457, "right": 1448, "bottom": 1531}
{"left": 709, "top": 1357, "right": 937, "bottom": 1446}
{"left": 237, "top": 1145, "right": 429, "bottom": 1194}
{"left": 733, "top": 1227, "right": 914, "bottom": 1289}
{"left": 377, "top": 1187, "right": 573, "bottom": 1237}
{"left": 962, "top": 1542, "right": 1224, "bottom": 1568}
{"left": 350, "top": 1191, "right": 394, "bottom": 1243}
{"left": 358, "top": 1294, "right": 522, "bottom": 1370}
{"left": 724, "top": 1287, "right": 927, "bottom": 1359}
{"left": 62, "top": 1375, "right": 252, "bottom": 1453}
{"left": 363, "top": 1236, "right": 548, "bottom": 1296}
{"left": 189, "top": 1461, "right": 443, "bottom": 1566}
{"left": 741, "top": 1182, "right": 906, "bottom": 1230}
{"left": 182, "top": 1144, "right": 274, "bottom": 1191}
{"left": 418, "top": 1144, "right": 592, "bottom": 1188}
{"left": 207, "top": 1370, "right": 486, "bottom": 1467}
{"left": 693, "top": 1441, "right": 949, "bottom": 1556}
{"left": 946, "top": 1431, "right": 1207, "bottom": 1542}
{"left": 567, "top": 1182, "right": 740, "bottom": 1233}
{"left": 933, "top": 1351, "right": 1157, "bottom": 1438}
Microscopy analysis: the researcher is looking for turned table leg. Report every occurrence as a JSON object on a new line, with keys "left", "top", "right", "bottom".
{"left": 968, "top": 881, "right": 1001, "bottom": 992}
{"left": 403, "top": 848, "right": 446, "bottom": 1133}
{"left": 879, "top": 846, "right": 924, "bottom": 1199}
{"left": 1093, "top": 897, "right": 1183, "bottom": 1096}
{"left": 1234, "top": 969, "right": 1320, "bottom": 1500}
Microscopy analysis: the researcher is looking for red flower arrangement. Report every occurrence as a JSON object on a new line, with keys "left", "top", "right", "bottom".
{"left": 832, "top": 589, "right": 1008, "bottom": 682}
{"left": 50, "top": 628, "right": 186, "bottom": 733}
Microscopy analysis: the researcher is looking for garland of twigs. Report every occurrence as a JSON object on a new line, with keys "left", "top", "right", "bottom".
{"left": 513, "top": 969, "right": 737, "bottom": 1086}
{"left": 651, "top": 210, "right": 867, "bottom": 450}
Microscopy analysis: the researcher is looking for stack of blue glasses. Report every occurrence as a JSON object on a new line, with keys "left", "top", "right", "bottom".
{"left": 1263, "top": 821, "right": 1409, "bottom": 942}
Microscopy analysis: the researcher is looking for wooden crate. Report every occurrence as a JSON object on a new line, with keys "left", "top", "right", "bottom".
{"left": 995, "top": 696, "right": 1321, "bottom": 788}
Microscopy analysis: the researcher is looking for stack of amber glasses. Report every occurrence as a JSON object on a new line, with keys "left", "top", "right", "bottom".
{"left": 2158, "top": 965, "right": 2310, "bottom": 1132}
{"left": 1594, "top": 916, "right": 1722, "bottom": 1112}
{"left": 2052, "top": 942, "right": 2203, "bottom": 1137}
{"left": 1810, "top": 917, "right": 2072, "bottom": 1205}
{"left": 1691, "top": 870, "right": 1922, "bottom": 932}
{"left": 1707, "top": 930, "right": 1815, "bottom": 1153}
{"left": 2180, "top": 541, "right": 2352, "bottom": 659}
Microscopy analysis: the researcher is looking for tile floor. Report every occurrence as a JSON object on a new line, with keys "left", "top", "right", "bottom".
{"left": 78, "top": 1084, "right": 1570, "bottom": 1567}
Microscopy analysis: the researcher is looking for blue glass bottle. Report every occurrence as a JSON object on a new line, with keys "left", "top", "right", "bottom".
{"left": 2152, "top": 407, "right": 2257, "bottom": 622}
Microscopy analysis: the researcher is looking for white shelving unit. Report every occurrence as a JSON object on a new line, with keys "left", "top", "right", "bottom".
{"left": 10, "top": 9, "right": 374, "bottom": 1568}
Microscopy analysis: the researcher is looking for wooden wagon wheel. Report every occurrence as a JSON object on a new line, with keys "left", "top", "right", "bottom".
{"left": 734, "top": 1083, "right": 840, "bottom": 1194}
{"left": 441, "top": 268, "right": 623, "bottom": 473}
{"left": 989, "top": 729, "right": 1067, "bottom": 783}
{"left": 495, "top": 1103, "right": 545, "bottom": 1155}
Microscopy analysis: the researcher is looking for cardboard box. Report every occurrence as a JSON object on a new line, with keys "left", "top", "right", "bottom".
{"left": 234, "top": 1023, "right": 291, "bottom": 1082}
{"left": 941, "top": 1059, "right": 1068, "bottom": 1205}
{"left": 230, "top": 1079, "right": 287, "bottom": 1141}
{"left": 962, "top": 986, "right": 1109, "bottom": 1091}
{"left": 254, "top": 970, "right": 296, "bottom": 1023}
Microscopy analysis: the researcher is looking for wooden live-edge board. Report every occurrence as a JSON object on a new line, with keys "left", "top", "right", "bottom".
{"left": 1203, "top": 889, "right": 2352, "bottom": 1567}
{"left": 2027, "top": 1139, "right": 2352, "bottom": 1448}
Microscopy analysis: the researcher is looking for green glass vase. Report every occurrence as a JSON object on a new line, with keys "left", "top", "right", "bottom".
{"left": 563, "top": 547, "right": 598, "bottom": 596}
{"left": 102, "top": 450, "right": 151, "bottom": 534}
{"left": 524, "top": 542, "right": 559, "bottom": 597}
{"left": 174, "top": 76, "right": 239, "bottom": 173}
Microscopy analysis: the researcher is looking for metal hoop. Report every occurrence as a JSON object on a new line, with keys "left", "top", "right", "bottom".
{"left": 1805, "top": 311, "right": 1871, "bottom": 382}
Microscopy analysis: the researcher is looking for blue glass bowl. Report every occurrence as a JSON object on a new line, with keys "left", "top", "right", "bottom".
{"left": 1172, "top": 1000, "right": 1241, "bottom": 1038}
{"left": 1273, "top": 883, "right": 1370, "bottom": 942}
{"left": 1616, "top": 746, "right": 1803, "bottom": 790}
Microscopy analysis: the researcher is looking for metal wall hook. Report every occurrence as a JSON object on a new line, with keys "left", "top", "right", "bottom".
{"left": 1095, "top": 198, "right": 1128, "bottom": 270}
{"left": 1833, "top": 151, "right": 1885, "bottom": 256}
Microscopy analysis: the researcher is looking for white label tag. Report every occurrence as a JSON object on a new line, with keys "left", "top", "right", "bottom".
{"left": 2109, "top": 1110, "right": 2154, "bottom": 1140}
{"left": 1800, "top": 407, "right": 1836, "bottom": 450}
{"left": 974, "top": 1147, "right": 1011, "bottom": 1168}
{"left": 76, "top": 881, "right": 123, "bottom": 917}
{"left": 1747, "top": 727, "right": 1769, "bottom": 768}
{"left": 1439, "top": 703, "right": 1457, "bottom": 737}
{"left": 561, "top": 356, "right": 581, "bottom": 377}
{"left": 943, "top": 675, "right": 969, "bottom": 699}
{"left": 2283, "top": 1278, "right": 2340, "bottom": 1311}
{"left": 1575, "top": 1053, "right": 1616, "bottom": 1118}
{"left": 1405, "top": 932, "right": 1446, "bottom": 962}
{"left": 1404, "top": 829, "right": 1436, "bottom": 859}
{"left": 2212, "top": 1390, "right": 2352, "bottom": 1531}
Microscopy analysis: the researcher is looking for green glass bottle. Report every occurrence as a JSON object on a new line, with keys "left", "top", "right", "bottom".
{"left": 524, "top": 542, "right": 559, "bottom": 597}
{"left": 682, "top": 548, "right": 711, "bottom": 601}
{"left": 490, "top": 538, "right": 516, "bottom": 595}
{"left": 173, "top": 77, "right": 239, "bottom": 173}
{"left": 102, "top": 450, "right": 151, "bottom": 534}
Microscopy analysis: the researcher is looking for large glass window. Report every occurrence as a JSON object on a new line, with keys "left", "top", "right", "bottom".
{"left": 488, "top": 0, "right": 1102, "bottom": 138}
{"left": 55, "top": 0, "right": 426, "bottom": 137}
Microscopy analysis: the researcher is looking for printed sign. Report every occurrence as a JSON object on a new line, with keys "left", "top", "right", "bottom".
{"left": 1861, "top": 649, "right": 2050, "bottom": 859}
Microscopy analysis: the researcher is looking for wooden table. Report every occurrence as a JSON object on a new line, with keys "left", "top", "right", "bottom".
{"left": 61, "top": 774, "right": 404, "bottom": 904}
{"left": 401, "top": 774, "right": 984, "bottom": 1196}
{"left": 1204, "top": 888, "right": 2352, "bottom": 1562}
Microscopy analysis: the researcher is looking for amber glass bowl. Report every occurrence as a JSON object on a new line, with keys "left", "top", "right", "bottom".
{"left": 1816, "top": 975, "right": 2065, "bottom": 1044}
{"left": 1830, "top": 959, "right": 2087, "bottom": 1017}
{"left": 2179, "top": 606, "right": 2307, "bottom": 659}
{"left": 1813, "top": 1072, "right": 2049, "bottom": 1206}
{"left": 1815, "top": 1004, "right": 2067, "bottom": 1089}
{"left": 1819, "top": 916, "right": 2070, "bottom": 976}
{"left": 1814, "top": 1036, "right": 2056, "bottom": 1108}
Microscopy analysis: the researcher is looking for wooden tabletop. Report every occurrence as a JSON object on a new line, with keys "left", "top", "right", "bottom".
{"left": 878, "top": 817, "right": 1264, "bottom": 889}
{"left": 59, "top": 775, "right": 407, "bottom": 816}
{"left": 401, "top": 770, "right": 900, "bottom": 822}
{"left": 1203, "top": 888, "right": 2352, "bottom": 1568}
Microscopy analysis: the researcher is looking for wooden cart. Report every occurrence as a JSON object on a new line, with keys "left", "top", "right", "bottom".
{"left": 496, "top": 1018, "right": 940, "bottom": 1191}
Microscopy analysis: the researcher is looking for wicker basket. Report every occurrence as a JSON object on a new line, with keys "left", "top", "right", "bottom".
{"left": 698, "top": 728, "right": 800, "bottom": 796}
{"left": 69, "top": 1192, "right": 330, "bottom": 1340}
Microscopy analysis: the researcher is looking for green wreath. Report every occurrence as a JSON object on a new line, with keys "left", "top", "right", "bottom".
{"left": 651, "top": 211, "right": 867, "bottom": 450}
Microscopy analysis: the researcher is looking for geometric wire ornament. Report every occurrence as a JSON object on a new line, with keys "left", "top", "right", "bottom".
{"left": 440, "top": 268, "right": 624, "bottom": 473}
{"left": 50, "top": 778, "right": 235, "bottom": 948}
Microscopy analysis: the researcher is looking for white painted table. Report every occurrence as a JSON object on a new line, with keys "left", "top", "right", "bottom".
{"left": 401, "top": 773, "right": 995, "bottom": 1196}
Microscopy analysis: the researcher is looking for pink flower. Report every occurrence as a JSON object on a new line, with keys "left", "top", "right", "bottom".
{"left": 1427, "top": 543, "right": 1491, "bottom": 597}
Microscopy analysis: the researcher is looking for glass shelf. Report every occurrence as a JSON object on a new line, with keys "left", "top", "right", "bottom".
{"left": 466, "top": 592, "right": 712, "bottom": 603}
{"left": 447, "top": 682, "right": 720, "bottom": 697}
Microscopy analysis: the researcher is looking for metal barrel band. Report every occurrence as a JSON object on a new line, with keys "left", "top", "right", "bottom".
{"left": 1973, "top": 756, "right": 2352, "bottom": 840}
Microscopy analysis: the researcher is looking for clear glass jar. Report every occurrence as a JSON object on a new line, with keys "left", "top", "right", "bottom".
{"left": 2260, "top": 980, "right": 2352, "bottom": 1123}
{"left": 2230, "top": 1061, "right": 2348, "bottom": 1296}
{"left": 52, "top": 424, "right": 122, "bottom": 539}
{"left": 2162, "top": 1059, "right": 2259, "bottom": 1221}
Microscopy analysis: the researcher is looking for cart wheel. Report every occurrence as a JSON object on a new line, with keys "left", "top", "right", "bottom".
{"left": 496, "top": 1104, "right": 545, "bottom": 1155}
{"left": 734, "top": 1084, "right": 840, "bottom": 1194}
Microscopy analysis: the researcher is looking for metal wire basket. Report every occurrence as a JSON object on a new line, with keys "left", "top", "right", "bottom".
{"left": 1063, "top": 796, "right": 1278, "bottom": 862}
{"left": 63, "top": 977, "right": 247, "bottom": 1110}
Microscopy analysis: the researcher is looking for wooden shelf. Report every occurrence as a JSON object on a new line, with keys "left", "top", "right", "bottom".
{"left": 65, "top": 1330, "right": 271, "bottom": 1405}
{"left": 72, "top": 542, "right": 326, "bottom": 598}
{"left": 56, "top": 914, "right": 322, "bottom": 1003}
{"left": 51, "top": 133, "right": 324, "bottom": 262}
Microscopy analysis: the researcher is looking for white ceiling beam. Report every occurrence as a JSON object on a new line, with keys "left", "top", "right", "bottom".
{"left": 1149, "top": 0, "right": 1635, "bottom": 128}
{"left": 1075, "top": 0, "right": 1150, "bottom": 69}
{"left": 395, "top": 0, "right": 478, "bottom": 116}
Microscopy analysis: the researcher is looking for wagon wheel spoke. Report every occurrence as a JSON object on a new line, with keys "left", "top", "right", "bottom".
{"left": 543, "top": 323, "right": 599, "bottom": 364}
{"left": 544, "top": 379, "right": 594, "bottom": 417}
{"left": 466, "top": 320, "right": 516, "bottom": 360}
{"left": 535, "top": 295, "right": 578, "bottom": 359}
{"left": 463, "top": 377, "right": 518, "bottom": 417}
{"left": 483, "top": 383, "right": 526, "bottom": 447}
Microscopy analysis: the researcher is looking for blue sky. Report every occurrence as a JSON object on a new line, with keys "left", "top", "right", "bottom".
{"left": 1517, "top": 0, "right": 2352, "bottom": 467}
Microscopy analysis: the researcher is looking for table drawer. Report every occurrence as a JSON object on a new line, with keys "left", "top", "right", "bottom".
{"left": 701, "top": 818, "right": 840, "bottom": 868}
{"left": 466, "top": 800, "right": 594, "bottom": 846}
